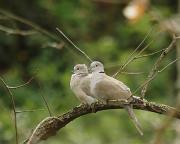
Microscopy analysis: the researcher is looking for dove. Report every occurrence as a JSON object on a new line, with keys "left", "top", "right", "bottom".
{"left": 89, "top": 61, "right": 143, "bottom": 135}
{"left": 70, "top": 64, "right": 97, "bottom": 105}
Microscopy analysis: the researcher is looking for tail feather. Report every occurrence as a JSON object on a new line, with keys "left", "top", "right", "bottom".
{"left": 124, "top": 105, "right": 143, "bottom": 136}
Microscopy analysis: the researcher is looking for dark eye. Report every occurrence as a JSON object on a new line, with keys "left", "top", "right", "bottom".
{"left": 77, "top": 67, "right": 79, "bottom": 70}
{"left": 95, "top": 64, "right": 98, "bottom": 67}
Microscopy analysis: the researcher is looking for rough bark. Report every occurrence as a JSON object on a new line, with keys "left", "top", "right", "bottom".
{"left": 26, "top": 96, "right": 180, "bottom": 144}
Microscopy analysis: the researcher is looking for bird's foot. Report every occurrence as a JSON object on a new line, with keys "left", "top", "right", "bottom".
{"left": 90, "top": 101, "right": 106, "bottom": 113}
{"left": 90, "top": 102, "right": 98, "bottom": 113}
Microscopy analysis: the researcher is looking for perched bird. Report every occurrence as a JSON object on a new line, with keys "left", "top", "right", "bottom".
{"left": 70, "top": 64, "right": 97, "bottom": 105}
{"left": 89, "top": 61, "right": 143, "bottom": 135}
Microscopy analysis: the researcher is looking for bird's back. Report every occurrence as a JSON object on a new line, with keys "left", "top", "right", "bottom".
{"left": 94, "top": 74, "right": 132, "bottom": 101}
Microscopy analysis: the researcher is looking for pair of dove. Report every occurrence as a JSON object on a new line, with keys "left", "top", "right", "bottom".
{"left": 70, "top": 61, "right": 143, "bottom": 135}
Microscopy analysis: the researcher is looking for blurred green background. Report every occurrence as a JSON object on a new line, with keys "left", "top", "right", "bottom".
{"left": 0, "top": 0, "right": 179, "bottom": 144}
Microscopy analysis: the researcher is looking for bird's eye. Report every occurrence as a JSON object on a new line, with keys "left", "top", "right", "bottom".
{"left": 77, "top": 67, "right": 79, "bottom": 70}
{"left": 95, "top": 64, "right": 98, "bottom": 67}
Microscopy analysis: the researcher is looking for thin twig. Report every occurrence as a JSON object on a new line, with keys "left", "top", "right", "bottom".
{"left": 42, "top": 42, "right": 65, "bottom": 50}
{"left": 133, "top": 74, "right": 156, "bottom": 94}
{"left": 56, "top": 27, "right": 93, "bottom": 62}
{"left": 133, "top": 57, "right": 178, "bottom": 94}
{"left": 0, "top": 77, "right": 18, "bottom": 144}
{"left": 113, "top": 27, "right": 156, "bottom": 77}
{"left": 158, "top": 57, "right": 180, "bottom": 73}
{"left": 36, "top": 81, "right": 52, "bottom": 116}
{"left": 105, "top": 49, "right": 164, "bottom": 69}
{"left": 16, "top": 109, "right": 45, "bottom": 114}
{"left": 154, "top": 107, "right": 179, "bottom": 144}
{"left": 0, "top": 9, "right": 58, "bottom": 41}
{"left": 0, "top": 25, "right": 37, "bottom": 36}
{"left": 7, "top": 77, "right": 34, "bottom": 89}
{"left": 140, "top": 37, "right": 177, "bottom": 98}
{"left": 0, "top": 14, "right": 9, "bottom": 20}
{"left": 120, "top": 71, "right": 146, "bottom": 75}
{"left": 134, "top": 49, "right": 165, "bottom": 59}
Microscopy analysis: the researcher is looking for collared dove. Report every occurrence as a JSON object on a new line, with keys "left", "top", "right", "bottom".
{"left": 70, "top": 64, "right": 97, "bottom": 105}
{"left": 89, "top": 61, "right": 143, "bottom": 135}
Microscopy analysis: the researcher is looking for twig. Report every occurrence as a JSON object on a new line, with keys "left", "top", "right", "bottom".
{"left": 7, "top": 77, "right": 34, "bottom": 89}
{"left": 153, "top": 108, "right": 178, "bottom": 144}
{"left": 120, "top": 71, "right": 146, "bottom": 75}
{"left": 16, "top": 109, "right": 45, "bottom": 114}
{"left": 133, "top": 74, "right": 157, "bottom": 94}
{"left": 42, "top": 42, "right": 65, "bottom": 50}
{"left": 133, "top": 38, "right": 177, "bottom": 95}
{"left": 0, "top": 9, "right": 58, "bottom": 41}
{"left": 26, "top": 96, "right": 180, "bottom": 144}
{"left": 0, "top": 25, "right": 37, "bottom": 36}
{"left": 113, "top": 27, "right": 156, "bottom": 77}
{"left": 56, "top": 28, "right": 93, "bottom": 62}
{"left": 134, "top": 49, "right": 165, "bottom": 59}
{"left": 0, "top": 77, "right": 18, "bottom": 144}
{"left": 158, "top": 57, "right": 180, "bottom": 73}
{"left": 36, "top": 81, "right": 52, "bottom": 117}
{"left": 140, "top": 36, "right": 177, "bottom": 98}
{"left": 105, "top": 49, "right": 164, "bottom": 69}
{"left": 0, "top": 14, "right": 9, "bottom": 20}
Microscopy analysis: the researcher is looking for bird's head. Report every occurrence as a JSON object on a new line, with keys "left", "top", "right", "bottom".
{"left": 72, "top": 64, "right": 88, "bottom": 75}
{"left": 89, "top": 61, "right": 104, "bottom": 73}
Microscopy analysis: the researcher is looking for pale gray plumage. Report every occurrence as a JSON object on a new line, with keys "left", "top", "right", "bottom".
{"left": 70, "top": 64, "right": 97, "bottom": 105}
{"left": 90, "top": 61, "right": 143, "bottom": 135}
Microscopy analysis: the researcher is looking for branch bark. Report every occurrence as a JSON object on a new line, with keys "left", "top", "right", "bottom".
{"left": 26, "top": 96, "right": 180, "bottom": 144}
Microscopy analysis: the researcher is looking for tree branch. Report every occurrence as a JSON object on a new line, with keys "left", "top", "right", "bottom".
{"left": 26, "top": 96, "right": 180, "bottom": 144}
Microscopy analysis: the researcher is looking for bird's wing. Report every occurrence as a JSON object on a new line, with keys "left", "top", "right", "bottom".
{"left": 94, "top": 74, "right": 131, "bottom": 100}
{"left": 105, "top": 75, "right": 131, "bottom": 94}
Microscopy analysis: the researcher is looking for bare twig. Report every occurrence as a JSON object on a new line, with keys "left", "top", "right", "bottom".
{"left": 154, "top": 108, "right": 178, "bottom": 144}
{"left": 16, "top": 109, "right": 45, "bottom": 114}
{"left": 0, "top": 14, "right": 9, "bottom": 20}
{"left": 134, "top": 49, "right": 165, "bottom": 59}
{"left": 120, "top": 71, "right": 146, "bottom": 75}
{"left": 42, "top": 42, "right": 65, "bottom": 50}
{"left": 26, "top": 96, "right": 180, "bottom": 144}
{"left": 7, "top": 77, "right": 34, "bottom": 89}
{"left": 0, "top": 77, "right": 18, "bottom": 144}
{"left": 105, "top": 49, "right": 164, "bottom": 69}
{"left": 36, "top": 81, "right": 52, "bottom": 117}
{"left": 158, "top": 57, "right": 180, "bottom": 73}
{"left": 113, "top": 27, "right": 156, "bottom": 77}
{"left": 140, "top": 37, "right": 177, "bottom": 98}
{"left": 133, "top": 38, "right": 177, "bottom": 95}
{"left": 0, "top": 25, "right": 37, "bottom": 36}
{"left": 0, "top": 9, "right": 58, "bottom": 41}
{"left": 56, "top": 27, "right": 93, "bottom": 62}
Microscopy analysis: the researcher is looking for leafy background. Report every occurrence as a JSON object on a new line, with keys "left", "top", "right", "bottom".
{"left": 0, "top": 0, "right": 179, "bottom": 144}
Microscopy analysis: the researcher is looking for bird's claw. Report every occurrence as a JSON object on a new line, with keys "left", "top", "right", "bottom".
{"left": 90, "top": 102, "right": 97, "bottom": 113}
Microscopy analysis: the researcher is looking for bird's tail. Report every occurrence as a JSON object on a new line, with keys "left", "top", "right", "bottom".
{"left": 124, "top": 104, "right": 143, "bottom": 136}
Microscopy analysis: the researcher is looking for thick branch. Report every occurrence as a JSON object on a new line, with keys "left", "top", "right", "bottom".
{"left": 27, "top": 97, "right": 180, "bottom": 144}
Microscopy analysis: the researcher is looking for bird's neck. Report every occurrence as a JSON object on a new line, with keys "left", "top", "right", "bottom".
{"left": 91, "top": 71, "right": 104, "bottom": 81}
{"left": 90, "top": 72, "right": 104, "bottom": 93}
